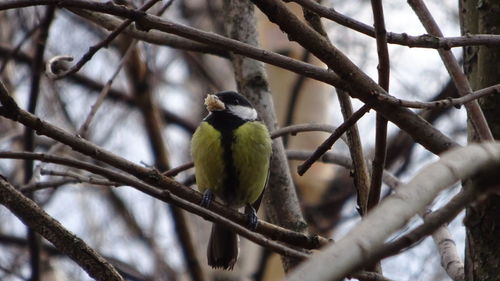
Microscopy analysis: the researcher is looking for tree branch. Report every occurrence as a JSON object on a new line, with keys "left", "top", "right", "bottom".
{"left": 0, "top": 80, "right": 327, "bottom": 250}
{"left": 1, "top": 0, "right": 460, "bottom": 155}
{"left": 0, "top": 176, "right": 125, "bottom": 281}
{"left": 286, "top": 0, "right": 500, "bottom": 49}
{"left": 286, "top": 142, "right": 500, "bottom": 281}
{"left": 408, "top": 0, "right": 493, "bottom": 141}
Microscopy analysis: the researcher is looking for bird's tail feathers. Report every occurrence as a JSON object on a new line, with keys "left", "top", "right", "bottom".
{"left": 207, "top": 223, "right": 239, "bottom": 270}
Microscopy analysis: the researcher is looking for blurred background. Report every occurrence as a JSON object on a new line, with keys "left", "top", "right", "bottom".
{"left": 0, "top": 0, "right": 467, "bottom": 280}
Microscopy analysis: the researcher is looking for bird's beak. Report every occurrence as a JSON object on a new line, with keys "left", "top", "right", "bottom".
{"left": 204, "top": 94, "right": 225, "bottom": 111}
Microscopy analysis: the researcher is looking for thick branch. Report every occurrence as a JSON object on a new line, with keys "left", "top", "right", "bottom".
{"left": 286, "top": 142, "right": 500, "bottom": 281}
{"left": 0, "top": 176, "right": 124, "bottom": 281}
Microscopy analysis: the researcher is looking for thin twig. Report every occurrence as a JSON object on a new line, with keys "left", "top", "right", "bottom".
{"left": 24, "top": 7, "right": 56, "bottom": 281}
{"left": 40, "top": 169, "right": 119, "bottom": 186}
{"left": 407, "top": 0, "right": 493, "bottom": 141}
{"left": 47, "top": 0, "right": 161, "bottom": 79}
{"left": 155, "top": 0, "right": 174, "bottom": 17}
{"left": 367, "top": 0, "right": 390, "bottom": 213}
{"left": 286, "top": 0, "right": 500, "bottom": 49}
{"left": 297, "top": 104, "right": 370, "bottom": 176}
{"left": 300, "top": 1, "right": 372, "bottom": 216}
{"left": 0, "top": 42, "right": 197, "bottom": 134}
{"left": 19, "top": 179, "right": 78, "bottom": 193}
{"left": 162, "top": 162, "right": 194, "bottom": 177}
{"left": 69, "top": 8, "right": 229, "bottom": 58}
{"left": 79, "top": 40, "right": 137, "bottom": 137}
{"left": 0, "top": 24, "right": 38, "bottom": 74}
{"left": 283, "top": 49, "right": 311, "bottom": 147}
{"left": 287, "top": 150, "right": 401, "bottom": 190}
{"left": 371, "top": 83, "right": 500, "bottom": 109}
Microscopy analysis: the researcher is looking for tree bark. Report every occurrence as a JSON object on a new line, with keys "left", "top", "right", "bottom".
{"left": 460, "top": 0, "right": 500, "bottom": 280}
{"left": 223, "top": 0, "right": 308, "bottom": 271}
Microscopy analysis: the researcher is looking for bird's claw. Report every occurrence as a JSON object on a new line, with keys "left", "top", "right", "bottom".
{"left": 201, "top": 190, "right": 213, "bottom": 208}
{"left": 245, "top": 205, "right": 259, "bottom": 230}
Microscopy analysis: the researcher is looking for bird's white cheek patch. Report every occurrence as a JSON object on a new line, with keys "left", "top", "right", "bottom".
{"left": 229, "top": 105, "right": 258, "bottom": 121}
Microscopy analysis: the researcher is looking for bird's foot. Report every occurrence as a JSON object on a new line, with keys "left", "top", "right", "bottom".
{"left": 245, "top": 204, "right": 259, "bottom": 230}
{"left": 201, "top": 190, "right": 213, "bottom": 208}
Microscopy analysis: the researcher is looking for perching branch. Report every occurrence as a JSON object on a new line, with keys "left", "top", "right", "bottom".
{"left": 0, "top": 81, "right": 327, "bottom": 250}
{"left": 0, "top": 151, "right": 313, "bottom": 260}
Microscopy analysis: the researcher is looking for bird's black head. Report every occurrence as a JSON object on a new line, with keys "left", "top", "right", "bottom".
{"left": 215, "top": 91, "right": 253, "bottom": 108}
{"left": 204, "top": 91, "right": 258, "bottom": 121}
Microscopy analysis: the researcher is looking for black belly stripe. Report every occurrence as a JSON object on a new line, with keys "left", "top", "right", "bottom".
{"left": 220, "top": 129, "right": 238, "bottom": 203}
{"left": 204, "top": 111, "right": 246, "bottom": 204}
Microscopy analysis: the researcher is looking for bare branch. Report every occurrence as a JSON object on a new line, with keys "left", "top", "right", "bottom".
{"left": 69, "top": 8, "right": 228, "bottom": 57}
{"left": 0, "top": 151, "right": 315, "bottom": 259}
{"left": 408, "top": 0, "right": 493, "bottom": 141}
{"left": 372, "top": 83, "right": 500, "bottom": 109}
{"left": 0, "top": 177, "right": 125, "bottom": 281}
{"left": 286, "top": 0, "right": 500, "bottom": 49}
{"left": 47, "top": 0, "right": 161, "bottom": 79}
{"left": 1, "top": 0, "right": 460, "bottom": 155}
{"left": 0, "top": 82, "right": 327, "bottom": 250}
{"left": 250, "top": 0, "right": 456, "bottom": 154}
{"left": 19, "top": 178, "right": 79, "bottom": 193}
{"left": 287, "top": 142, "right": 500, "bottom": 281}
{"left": 0, "top": 42, "right": 197, "bottom": 133}
{"left": 287, "top": 150, "right": 400, "bottom": 190}
{"left": 297, "top": 105, "right": 370, "bottom": 176}
{"left": 367, "top": 0, "right": 389, "bottom": 217}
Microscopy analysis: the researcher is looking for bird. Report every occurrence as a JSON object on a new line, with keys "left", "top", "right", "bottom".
{"left": 191, "top": 91, "right": 272, "bottom": 270}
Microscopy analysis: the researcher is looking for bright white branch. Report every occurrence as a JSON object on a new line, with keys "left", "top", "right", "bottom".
{"left": 430, "top": 223, "right": 465, "bottom": 281}
{"left": 286, "top": 142, "right": 500, "bottom": 281}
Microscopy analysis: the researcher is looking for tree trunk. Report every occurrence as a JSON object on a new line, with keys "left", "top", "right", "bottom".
{"left": 460, "top": 1, "right": 500, "bottom": 280}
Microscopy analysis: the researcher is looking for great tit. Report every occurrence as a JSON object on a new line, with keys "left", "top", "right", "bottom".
{"left": 191, "top": 91, "right": 272, "bottom": 270}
